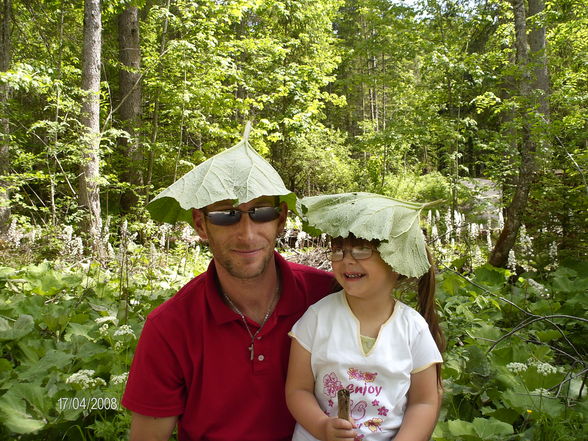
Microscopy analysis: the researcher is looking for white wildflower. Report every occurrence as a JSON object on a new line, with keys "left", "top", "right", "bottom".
{"left": 519, "top": 225, "right": 533, "bottom": 255}
{"left": 472, "top": 245, "right": 484, "bottom": 267}
{"left": 99, "top": 324, "right": 110, "bottom": 336}
{"left": 114, "top": 341, "right": 124, "bottom": 351}
{"left": 431, "top": 225, "right": 441, "bottom": 246}
{"left": 549, "top": 242, "right": 558, "bottom": 258}
{"left": 180, "top": 225, "right": 199, "bottom": 244}
{"left": 66, "top": 370, "right": 107, "bottom": 388}
{"left": 444, "top": 209, "right": 453, "bottom": 236}
{"left": 506, "top": 362, "right": 528, "bottom": 374}
{"left": 107, "top": 242, "right": 116, "bottom": 260}
{"left": 535, "top": 362, "right": 557, "bottom": 376}
{"left": 159, "top": 224, "right": 172, "bottom": 248}
{"left": 286, "top": 216, "right": 303, "bottom": 231}
{"left": 295, "top": 231, "right": 308, "bottom": 249}
{"left": 468, "top": 223, "right": 479, "bottom": 240}
{"left": 110, "top": 372, "right": 129, "bottom": 386}
{"left": 120, "top": 219, "right": 128, "bottom": 237}
{"left": 453, "top": 211, "right": 462, "bottom": 238}
{"left": 113, "top": 324, "right": 135, "bottom": 338}
{"left": 60, "top": 225, "right": 74, "bottom": 242}
{"left": 7, "top": 219, "right": 24, "bottom": 247}
{"left": 149, "top": 242, "right": 157, "bottom": 261}
{"left": 69, "top": 237, "right": 84, "bottom": 258}
{"left": 531, "top": 388, "right": 551, "bottom": 396}
{"left": 507, "top": 250, "right": 517, "bottom": 270}
{"left": 527, "top": 279, "right": 549, "bottom": 298}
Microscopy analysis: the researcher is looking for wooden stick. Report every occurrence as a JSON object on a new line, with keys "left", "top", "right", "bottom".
{"left": 337, "top": 389, "right": 350, "bottom": 420}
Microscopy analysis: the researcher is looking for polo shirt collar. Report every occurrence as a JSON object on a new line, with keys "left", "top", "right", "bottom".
{"left": 206, "top": 251, "right": 304, "bottom": 325}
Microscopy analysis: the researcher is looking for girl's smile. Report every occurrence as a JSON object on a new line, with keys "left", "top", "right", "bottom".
{"left": 330, "top": 238, "right": 399, "bottom": 302}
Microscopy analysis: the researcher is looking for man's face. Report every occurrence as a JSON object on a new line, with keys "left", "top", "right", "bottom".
{"left": 193, "top": 196, "right": 287, "bottom": 280}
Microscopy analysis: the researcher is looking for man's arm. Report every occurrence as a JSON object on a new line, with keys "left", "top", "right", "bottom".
{"left": 129, "top": 412, "right": 178, "bottom": 441}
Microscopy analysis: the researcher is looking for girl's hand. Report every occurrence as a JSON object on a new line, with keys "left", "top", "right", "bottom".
{"left": 323, "top": 417, "right": 356, "bottom": 441}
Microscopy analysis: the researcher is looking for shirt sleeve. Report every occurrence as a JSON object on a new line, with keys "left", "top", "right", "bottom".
{"left": 122, "top": 317, "right": 186, "bottom": 417}
{"left": 289, "top": 306, "right": 319, "bottom": 353}
{"left": 410, "top": 325, "right": 443, "bottom": 374}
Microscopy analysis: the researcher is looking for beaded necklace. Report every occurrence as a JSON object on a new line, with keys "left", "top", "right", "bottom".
{"left": 223, "top": 283, "right": 280, "bottom": 361}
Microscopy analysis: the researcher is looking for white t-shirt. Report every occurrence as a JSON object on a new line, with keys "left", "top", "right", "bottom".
{"left": 289, "top": 290, "right": 443, "bottom": 440}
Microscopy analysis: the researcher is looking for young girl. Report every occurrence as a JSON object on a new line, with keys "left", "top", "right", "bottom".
{"left": 286, "top": 192, "right": 445, "bottom": 441}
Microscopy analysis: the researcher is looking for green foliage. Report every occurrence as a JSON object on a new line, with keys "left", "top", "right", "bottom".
{"left": 435, "top": 262, "right": 588, "bottom": 441}
{"left": 383, "top": 171, "right": 452, "bottom": 203}
{"left": 1, "top": 0, "right": 587, "bottom": 436}
{"left": 0, "top": 234, "right": 210, "bottom": 439}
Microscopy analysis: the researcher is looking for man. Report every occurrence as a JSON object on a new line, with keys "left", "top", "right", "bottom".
{"left": 122, "top": 125, "right": 334, "bottom": 441}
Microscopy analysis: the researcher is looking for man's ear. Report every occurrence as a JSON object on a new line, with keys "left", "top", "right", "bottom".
{"left": 276, "top": 201, "right": 288, "bottom": 232}
{"left": 192, "top": 209, "right": 208, "bottom": 240}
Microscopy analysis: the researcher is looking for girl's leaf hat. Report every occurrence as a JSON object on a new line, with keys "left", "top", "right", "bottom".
{"left": 300, "top": 192, "right": 434, "bottom": 278}
{"left": 146, "top": 122, "right": 296, "bottom": 224}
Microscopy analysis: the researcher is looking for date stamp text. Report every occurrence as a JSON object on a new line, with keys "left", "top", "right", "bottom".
{"left": 57, "top": 396, "right": 119, "bottom": 411}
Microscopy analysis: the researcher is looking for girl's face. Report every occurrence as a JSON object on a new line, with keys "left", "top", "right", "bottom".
{"left": 330, "top": 237, "right": 399, "bottom": 301}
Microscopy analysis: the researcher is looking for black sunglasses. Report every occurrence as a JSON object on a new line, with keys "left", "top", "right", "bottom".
{"left": 204, "top": 206, "right": 280, "bottom": 226}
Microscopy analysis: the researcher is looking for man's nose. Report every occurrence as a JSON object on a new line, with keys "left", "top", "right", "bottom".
{"left": 234, "top": 211, "right": 256, "bottom": 237}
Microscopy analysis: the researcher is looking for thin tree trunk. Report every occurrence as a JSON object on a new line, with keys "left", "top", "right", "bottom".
{"left": 145, "top": 0, "right": 171, "bottom": 204}
{"left": 0, "top": 0, "right": 12, "bottom": 233}
{"left": 118, "top": 5, "right": 143, "bottom": 213}
{"left": 79, "top": 0, "right": 104, "bottom": 257}
{"left": 489, "top": 0, "right": 538, "bottom": 267}
{"left": 528, "top": 0, "right": 550, "bottom": 118}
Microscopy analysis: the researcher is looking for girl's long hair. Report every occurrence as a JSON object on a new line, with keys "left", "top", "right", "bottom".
{"left": 417, "top": 247, "right": 445, "bottom": 387}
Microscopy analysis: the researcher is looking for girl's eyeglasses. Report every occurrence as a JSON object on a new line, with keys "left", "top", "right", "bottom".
{"left": 327, "top": 246, "right": 375, "bottom": 262}
{"left": 204, "top": 206, "right": 280, "bottom": 226}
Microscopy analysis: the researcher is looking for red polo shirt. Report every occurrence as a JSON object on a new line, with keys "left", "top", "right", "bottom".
{"left": 122, "top": 252, "right": 334, "bottom": 441}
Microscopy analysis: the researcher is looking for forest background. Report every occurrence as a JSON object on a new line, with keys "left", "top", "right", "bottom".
{"left": 0, "top": 0, "right": 586, "bottom": 440}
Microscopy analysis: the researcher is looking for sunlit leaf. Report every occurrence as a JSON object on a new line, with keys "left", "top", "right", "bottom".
{"left": 147, "top": 123, "right": 295, "bottom": 224}
{"left": 300, "top": 192, "right": 432, "bottom": 277}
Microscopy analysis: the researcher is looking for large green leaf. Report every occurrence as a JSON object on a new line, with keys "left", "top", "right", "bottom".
{"left": 0, "top": 315, "right": 34, "bottom": 341}
{"left": 472, "top": 417, "right": 514, "bottom": 439}
{"left": 0, "top": 385, "right": 46, "bottom": 434}
{"left": 300, "top": 192, "right": 430, "bottom": 277}
{"left": 447, "top": 419, "right": 475, "bottom": 437}
{"left": 147, "top": 123, "right": 295, "bottom": 224}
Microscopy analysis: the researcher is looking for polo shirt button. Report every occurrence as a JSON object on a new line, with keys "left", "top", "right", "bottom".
{"left": 257, "top": 355, "right": 265, "bottom": 361}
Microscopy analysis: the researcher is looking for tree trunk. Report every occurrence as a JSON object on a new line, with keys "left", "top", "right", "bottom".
{"left": 79, "top": 0, "right": 104, "bottom": 257}
{"left": 0, "top": 0, "right": 12, "bottom": 234}
{"left": 145, "top": 0, "right": 170, "bottom": 204}
{"left": 489, "top": 0, "right": 549, "bottom": 267}
{"left": 528, "top": 0, "right": 550, "bottom": 118}
{"left": 118, "top": 5, "right": 143, "bottom": 213}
